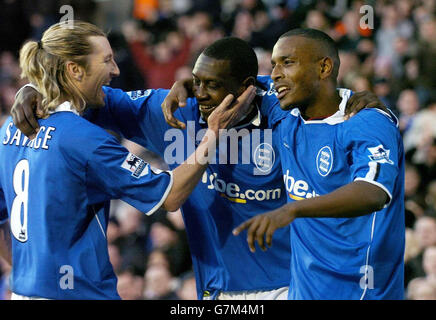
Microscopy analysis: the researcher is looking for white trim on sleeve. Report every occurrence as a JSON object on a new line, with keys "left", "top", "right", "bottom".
{"left": 144, "top": 170, "right": 174, "bottom": 216}
{"left": 354, "top": 177, "right": 392, "bottom": 208}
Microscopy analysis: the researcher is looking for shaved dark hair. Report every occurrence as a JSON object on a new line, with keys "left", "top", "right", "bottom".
{"left": 279, "top": 28, "right": 340, "bottom": 79}
{"left": 202, "top": 37, "right": 258, "bottom": 83}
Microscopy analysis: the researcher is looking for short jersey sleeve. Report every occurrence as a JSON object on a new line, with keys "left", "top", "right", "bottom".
{"left": 86, "top": 136, "right": 173, "bottom": 215}
{"left": 86, "top": 86, "right": 199, "bottom": 158}
{"left": 342, "top": 109, "right": 403, "bottom": 205}
{"left": 85, "top": 87, "right": 170, "bottom": 149}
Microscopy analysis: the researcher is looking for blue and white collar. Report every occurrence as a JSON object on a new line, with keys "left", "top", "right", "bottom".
{"left": 290, "top": 88, "right": 352, "bottom": 125}
{"left": 48, "top": 101, "right": 79, "bottom": 116}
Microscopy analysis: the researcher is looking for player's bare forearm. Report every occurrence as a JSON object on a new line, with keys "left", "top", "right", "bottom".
{"left": 163, "top": 129, "right": 217, "bottom": 212}
{"left": 0, "top": 221, "right": 12, "bottom": 266}
{"left": 291, "top": 181, "right": 388, "bottom": 219}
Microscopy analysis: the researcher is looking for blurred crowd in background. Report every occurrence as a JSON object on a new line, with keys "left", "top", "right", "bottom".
{"left": 0, "top": 0, "right": 435, "bottom": 300}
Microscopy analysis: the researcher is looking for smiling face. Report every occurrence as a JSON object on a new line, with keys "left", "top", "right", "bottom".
{"left": 271, "top": 36, "right": 328, "bottom": 111}
{"left": 192, "top": 54, "right": 246, "bottom": 122}
{"left": 79, "top": 36, "right": 120, "bottom": 107}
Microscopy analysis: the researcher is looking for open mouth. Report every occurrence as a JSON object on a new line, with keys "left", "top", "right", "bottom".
{"left": 199, "top": 105, "right": 217, "bottom": 113}
{"left": 100, "top": 80, "right": 112, "bottom": 96}
{"left": 275, "top": 86, "right": 291, "bottom": 99}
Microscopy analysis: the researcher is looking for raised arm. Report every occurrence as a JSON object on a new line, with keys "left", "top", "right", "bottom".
{"left": 84, "top": 86, "right": 256, "bottom": 214}
{"left": 163, "top": 86, "right": 256, "bottom": 211}
{"left": 161, "top": 78, "right": 194, "bottom": 129}
{"left": 12, "top": 84, "right": 175, "bottom": 156}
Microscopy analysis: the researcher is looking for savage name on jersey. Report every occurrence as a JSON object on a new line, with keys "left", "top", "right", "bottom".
{"left": 265, "top": 89, "right": 405, "bottom": 300}
{"left": 86, "top": 76, "right": 290, "bottom": 299}
{"left": 0, "top": 103, "right": 172, "bottom": 299}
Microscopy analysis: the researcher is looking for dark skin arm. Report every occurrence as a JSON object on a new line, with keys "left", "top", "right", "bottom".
{"left": 11, "top": 86, "right": 42, "bottom": 139}
{"left": 13, "top": 85, "right": 256, "bottom": 213}
{"left": 160, "top": 78, "right": 389, "bottom": 129}
{"left": 161, "top": 78, "right": 194, "bottom": 130}
{"left": 344, "top": 91, "right": 388, "bottom": 120}
{"left": 163, "top": 86, "right": 256, "bottom": 212}
{"left": 232, "top": 181, "right": 388, "bottom": 253}
{"left": 11, "top": 82, "right": 388, "bottom": 136}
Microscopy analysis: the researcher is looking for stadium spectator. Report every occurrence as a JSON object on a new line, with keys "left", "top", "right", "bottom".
{"left": 407, "top": 277, "right": 436, "bottom": 300}
{"left": 404, "top": 163, "right": 426, "bottom": 226}
{"left": 415, "top": 17, "right": 436, "bottom": 103}
{"left": 405, "top": 216, "right": 436, "bottom": 286}
{"left": 113, "top": 203, "right": 150, "bottom": 276}
{"left": 148, "top": 213, "right": 191, "bottom": 277}
{"left": 108, "top": 243, "right": 123, "bottom": 275}
{"left": 127, "top": 27, "right": 192, "bottom": 89}
{"left": 396, "top": 89, "right": 421, "bottom": 135}
{"left": 405, "top": 228, "right": 421, "bottom": 266}
{"left": 146, "top": 248, "right": 171, "bottom": 270}
{"left": 143, "top": 265, "right": 179, "bottom": 300}
{"left": 423, "top": 246, "right": 436, "bottom": 282}
{"left": 176, "top": 270, "right": 197, "bottom": 300}
{"left": 425, "top": 181, "right": 436, "bottom": 218}
{"left": 116, "top": 268, "right": 145, "bottom": 300}
{"left": 407, "top": 245, "right": 436, "bottom": 300}
{"left": 372, "top": 77, "right": 396, "bottom": 111}
{"left": 403, "top": 100, "right": 436, "bottom": 161}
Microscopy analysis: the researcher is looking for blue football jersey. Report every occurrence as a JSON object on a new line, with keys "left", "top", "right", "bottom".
{"left": 0, "top": 104, "right": 172, "bottom": 299}
{"left": 269, "top": 94, "right": 405, "bottom": 299}
{"left": 88, "top": 76, "right": 290, "bottom": 299}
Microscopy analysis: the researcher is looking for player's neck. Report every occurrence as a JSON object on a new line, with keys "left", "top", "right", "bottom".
{"left": 301, "top": 86, "right": 341, "bottom": 120}
{"left": 234, "top": 102, "right": 258, "bottom": 127}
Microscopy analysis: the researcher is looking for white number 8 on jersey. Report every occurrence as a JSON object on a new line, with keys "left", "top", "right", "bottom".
{"left": 11, "top": 159, "right": 29, "bottom": 242}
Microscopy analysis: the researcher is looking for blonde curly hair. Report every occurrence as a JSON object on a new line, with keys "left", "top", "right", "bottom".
{"left": 19, "top": 21, "right": 106, "bottom": 116}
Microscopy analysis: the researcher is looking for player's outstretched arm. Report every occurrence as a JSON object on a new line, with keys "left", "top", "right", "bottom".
{"left": 11, "top": 85, "right": 42, "bottom": 139}
{"left": 161, "top": 78, "right": 194, "bottom": 129}
{"left": 233, "top": 181, "right": 387, "bottom": 252}
{"left": 162, "top": 85, "right": 256, "bottom": 211}
{"left": 344, "top": 91, "right": 388, "bottom": 120}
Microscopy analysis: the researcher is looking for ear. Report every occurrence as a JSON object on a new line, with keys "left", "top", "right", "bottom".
{"left": 65, "top": 61, "right": 85, "bottom": 82}
{"left": 319, "top": 57, "right": 334, "bottom": 80}
{"left": 238, "top": 76, "right": 256, "bottom": 94}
